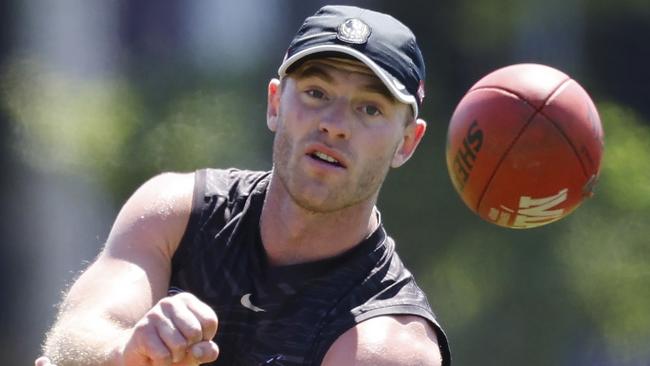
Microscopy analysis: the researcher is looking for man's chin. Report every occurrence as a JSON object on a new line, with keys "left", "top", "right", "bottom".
{"left": 274, "top": 170, "right": 369, "bottom": 213}
{"left": 289, "top": 190, "right": 344, "bottom": 214}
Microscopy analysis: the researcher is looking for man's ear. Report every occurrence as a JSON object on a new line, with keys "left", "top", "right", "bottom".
{"left": 267, "top": 78, "right": 281, "bottom": 132}
{"left": 391, "top": 118, "right": 427, "bottom": 168}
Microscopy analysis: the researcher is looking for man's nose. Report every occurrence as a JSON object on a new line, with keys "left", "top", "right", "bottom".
{"left": 318, "top": 100, "right": 351, "bottom": 140}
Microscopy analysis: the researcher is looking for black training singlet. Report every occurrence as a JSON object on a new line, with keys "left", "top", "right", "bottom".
{"left": 169, "top": 168, "right": 451, "bottom": 365}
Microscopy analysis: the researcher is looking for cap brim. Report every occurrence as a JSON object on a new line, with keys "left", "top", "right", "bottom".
{"left": 278, "top": 44, "right": 418, "bottom": 117}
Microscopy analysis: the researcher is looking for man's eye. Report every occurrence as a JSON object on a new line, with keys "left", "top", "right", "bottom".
{"left": 306, "top": 89, "right": 325, "bottom": 99}
{"left": 362, "top": 105, "right": 382, "bottom": 116}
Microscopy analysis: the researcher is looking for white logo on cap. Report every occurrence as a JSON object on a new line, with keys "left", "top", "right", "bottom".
{"left": 337, "top": 18, "right": 371, "bottom": 44}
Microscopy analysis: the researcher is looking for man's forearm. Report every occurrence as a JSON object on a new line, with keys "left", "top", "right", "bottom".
{"left": 43, "top": 312, "right": 130, "bottom": 366}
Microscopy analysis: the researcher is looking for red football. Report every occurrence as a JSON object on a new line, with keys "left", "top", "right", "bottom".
{"left": 445, "top": 64, "right": 604, "bottom": 229}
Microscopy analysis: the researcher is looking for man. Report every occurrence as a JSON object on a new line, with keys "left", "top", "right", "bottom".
{"left": 37, "top": 5, "right": 451, "bottom": 366}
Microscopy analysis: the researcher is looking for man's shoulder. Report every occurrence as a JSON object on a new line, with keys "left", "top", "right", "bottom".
{"left": 321, "top": 314, "right": 443, "bottom": 366}
{"left": 130, "top": 171, "right": 196, "bottom": 218}
{"left": 144, "top": 171, "right": 196, "bottom": 190}
{"left": 126, "top": 171, "right": 195, "bottom": 213}
{"left": 118, "top": 171, "right": 196, "bottom": 228}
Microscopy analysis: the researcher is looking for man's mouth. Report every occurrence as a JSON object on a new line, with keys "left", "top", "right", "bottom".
{"left": 309, "top": 151, "right": 344, "bottom": 168}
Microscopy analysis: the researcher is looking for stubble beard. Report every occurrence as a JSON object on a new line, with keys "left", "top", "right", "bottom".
{"left": 271, "top": 118, "right": 394, "bottom": 214}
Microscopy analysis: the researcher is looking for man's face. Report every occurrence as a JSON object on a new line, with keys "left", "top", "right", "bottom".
{"left": 267, "top": 58, "right": 421, "bottom": 213}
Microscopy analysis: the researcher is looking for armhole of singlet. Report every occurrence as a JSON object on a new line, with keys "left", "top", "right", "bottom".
{"left": 354, "top": 306, "right": 451, "bottom": 366}
{"left": 171, "top": 169, "right": 207, "bottom": 272}
{"left": 313, "top": 305, "right": 451, "bottom": 366}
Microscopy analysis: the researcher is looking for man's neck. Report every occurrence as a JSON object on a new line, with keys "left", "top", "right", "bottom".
{"left": 260, "top": 175, "right": 379, "bottom": 266}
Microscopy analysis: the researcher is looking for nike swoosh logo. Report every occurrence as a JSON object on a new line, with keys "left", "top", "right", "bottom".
{"left": 240, "top": 293, "right": 266, "bottom": 312}
{"left": 263, "top": 354, "right": 284, "bottom": 364}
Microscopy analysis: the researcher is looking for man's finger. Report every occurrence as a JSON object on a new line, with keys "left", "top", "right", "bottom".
{"left": 155, "top": 319, "right": 189, "bottom": 364}
{"left": 160, "top": 298, "right": 204, "bottom": 345}
{"left": 190, "top": 341, "right": 219, "bottom": 364}
{"left": 35, "top": 357, "right": 56, "bottom": 366}
{"left": 183, "top": 297, "right": 219, "bottom": 341}
{"left": 136, "top": 322, "right": 173, "bottom": 366}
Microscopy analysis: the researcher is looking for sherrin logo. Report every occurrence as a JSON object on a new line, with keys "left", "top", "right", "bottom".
{"left": 488, "top": 189, "right": 569, "bottom": 229}
{"left": 450, "top": 120, "right": 483, "bottom": 191}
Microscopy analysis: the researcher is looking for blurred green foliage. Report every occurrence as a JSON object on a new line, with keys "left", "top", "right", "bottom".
{"left": 555, "top": 105, "right": 650, "bottom": 360}
{"left": 2, "top": 58, "right": 267, "bottom": 199}
{"left": 2, "top": 59, "right": 139, "bottom": 182}
{"left": 597, "top": 103, "right": 650, "bottom": 211}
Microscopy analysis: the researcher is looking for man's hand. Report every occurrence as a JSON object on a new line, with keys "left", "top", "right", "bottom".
{"left": 121, "top": 292, "right": 220, "bottom": 366}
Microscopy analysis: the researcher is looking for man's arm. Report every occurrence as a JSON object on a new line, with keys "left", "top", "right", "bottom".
{"left": 41, "top": 172, "right": 219, "bottom": 366}
{"left": 321, "top": 315, "right": 443, "bottom": 366}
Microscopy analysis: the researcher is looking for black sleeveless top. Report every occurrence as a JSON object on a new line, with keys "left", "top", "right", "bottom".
{"left": 169, "top": 168, "right": 451, "bottom": 365}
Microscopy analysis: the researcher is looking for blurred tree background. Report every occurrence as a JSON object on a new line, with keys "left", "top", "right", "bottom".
{"left": 1, "top": 0, "right": 649, "bottom": 365}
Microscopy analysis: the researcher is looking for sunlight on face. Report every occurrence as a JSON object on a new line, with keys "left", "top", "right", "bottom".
{"left": 270, "top": 57, "right": 413, "bottom": 213}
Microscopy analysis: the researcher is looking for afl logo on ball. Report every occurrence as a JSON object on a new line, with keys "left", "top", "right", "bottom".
{"left": 337, "top": 18, "right": 371, "bottom": 44}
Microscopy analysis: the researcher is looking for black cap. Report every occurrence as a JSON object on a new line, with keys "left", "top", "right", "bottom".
{"left": 278, "top": 5, "right": 426, "bottom": 117}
